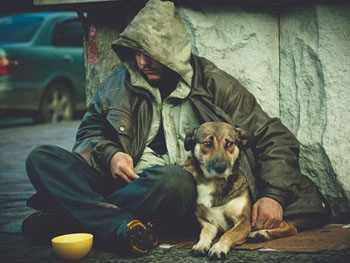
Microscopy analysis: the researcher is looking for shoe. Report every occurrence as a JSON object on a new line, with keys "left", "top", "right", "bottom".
{"left": 22, "top": 210, "right": 81, "bottom": 243}
{"left": 145, "top": 221, "right": 159, "bottom": 247}
{"left": 122, "top": 220, "right": 158, "bottom": 255}
{"left": 22, "top": 210, "right": 61, "bottom": 243}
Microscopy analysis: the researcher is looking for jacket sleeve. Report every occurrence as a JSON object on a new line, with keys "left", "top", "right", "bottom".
{"left": 72, "top": 85, "right": 121, "bottom": 177}
{"left": 222, "top": 76, "right": 301, "bottom": 207}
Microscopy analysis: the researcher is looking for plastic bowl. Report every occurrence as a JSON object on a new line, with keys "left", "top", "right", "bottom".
{"left": 51, "top": 233, "right": 93, "bottom": 261}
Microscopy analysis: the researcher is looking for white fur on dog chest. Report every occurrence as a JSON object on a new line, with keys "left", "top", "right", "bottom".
{"left": 196, "top": 183, "right": 215, "bottom": 207}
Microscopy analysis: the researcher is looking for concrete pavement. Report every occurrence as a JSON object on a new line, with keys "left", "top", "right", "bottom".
{"left": 0, "top": 119, "right": 349, "bottom": 262}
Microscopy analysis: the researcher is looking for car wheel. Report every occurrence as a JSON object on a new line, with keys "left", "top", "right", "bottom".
{"left": 38, "top": 83, "right": 74, "bottom": 123}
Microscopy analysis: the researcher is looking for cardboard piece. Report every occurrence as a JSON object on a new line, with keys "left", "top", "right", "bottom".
{"left": 162, "top": 224, "right": 350, "bottom": 252}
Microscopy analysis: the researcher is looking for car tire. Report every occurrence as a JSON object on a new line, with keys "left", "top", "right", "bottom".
{"left": 37, "top": 82, "right": 74, "bottom": 123}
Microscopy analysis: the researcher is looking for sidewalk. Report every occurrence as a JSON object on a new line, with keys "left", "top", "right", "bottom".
{"left": 0, "top": 120, "right": 349, "bottom": 263}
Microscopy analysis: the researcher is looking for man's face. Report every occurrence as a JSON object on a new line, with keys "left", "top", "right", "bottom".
{"left": 135, "top": 52, "right": 167, "bottom": 84}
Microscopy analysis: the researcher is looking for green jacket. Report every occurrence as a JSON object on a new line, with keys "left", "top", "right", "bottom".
{"left": 73, "top": 0, "right": 326, "bottom": 216}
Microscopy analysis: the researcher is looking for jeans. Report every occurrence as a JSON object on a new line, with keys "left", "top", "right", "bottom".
{"left": 25, "top": 145, "right": 198, "bottom": 245}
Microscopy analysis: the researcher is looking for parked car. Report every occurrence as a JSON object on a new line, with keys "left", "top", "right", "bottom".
{"left": 0, "top": 12, "right": 86, "bottom": 123}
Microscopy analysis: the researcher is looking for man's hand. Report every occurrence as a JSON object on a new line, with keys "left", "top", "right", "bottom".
{"left": 110, "top": 152, "right": 139, "bottom": 183}
{"left": 251, "top": 197, "right": 283, "bottom": 230}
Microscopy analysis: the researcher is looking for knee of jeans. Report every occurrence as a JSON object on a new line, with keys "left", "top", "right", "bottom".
{"left": 154, "top": 165, "right": 196, "bottom": 200}
{"left": 26, "top": 145, "right": 60, "bottom": 177}
{"left": 27, "top": 145, "right": 52, "bottom": 164}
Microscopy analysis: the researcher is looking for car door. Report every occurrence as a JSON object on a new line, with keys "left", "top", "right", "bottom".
{"left": 51, "top": 17, "right": 86, "bottom": 110}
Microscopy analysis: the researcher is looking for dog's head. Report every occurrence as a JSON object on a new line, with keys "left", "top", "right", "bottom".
{"left": 185, "top": 122, "right": 248, "bottom": 179}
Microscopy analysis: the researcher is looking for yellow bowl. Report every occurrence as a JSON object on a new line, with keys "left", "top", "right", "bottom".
{"left": 51, "top": 233, "right": 93, "bottom": 261}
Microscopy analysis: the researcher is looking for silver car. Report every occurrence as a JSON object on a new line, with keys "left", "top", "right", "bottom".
{"left": 0, "top": 12, "right": 86, "bottom": 123}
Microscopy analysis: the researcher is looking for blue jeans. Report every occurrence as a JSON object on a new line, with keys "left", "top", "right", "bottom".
{"left": 25, "top": 145, "right": 198, "bottom": 244}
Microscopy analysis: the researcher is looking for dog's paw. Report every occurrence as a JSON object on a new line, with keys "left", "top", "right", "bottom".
{"left": 191, "top": 240, "right": 211, "bottom": 257}
{"left": 207, "top": 242, "right": 230, "bottom": 259}
{"left": 246, "top": 230, "right": 271, "bottom": 243}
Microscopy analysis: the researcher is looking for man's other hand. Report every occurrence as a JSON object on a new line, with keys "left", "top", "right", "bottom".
{"left": 251, "top": 197, "right": 283, "bottom": 230}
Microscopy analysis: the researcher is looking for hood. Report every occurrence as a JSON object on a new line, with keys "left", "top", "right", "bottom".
{"left": 112, "top": 0, "right": 193, "bottom": 86}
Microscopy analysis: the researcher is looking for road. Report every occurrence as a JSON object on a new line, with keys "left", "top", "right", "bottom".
{"left": 0, "top": 118, "right": 80, "bottom": 233}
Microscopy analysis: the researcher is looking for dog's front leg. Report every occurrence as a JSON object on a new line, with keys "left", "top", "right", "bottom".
{"left": 208, "top": 218, "right": 251, "bottom": 259}
{"left": 208, "top": 194, "right": 252, "bottom": 259}
{"left": 192, "top": 219, "right": 218, "bottom": 257}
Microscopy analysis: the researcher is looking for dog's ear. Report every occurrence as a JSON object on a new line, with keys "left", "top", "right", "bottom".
{"left": 184, "top": 128, "right": 197, "bottom": 151}
{"left": 235, "top": 127, "right": 249, "bottom": 147}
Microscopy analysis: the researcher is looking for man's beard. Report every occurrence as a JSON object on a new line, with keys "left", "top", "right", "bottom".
{"left": 140, "top": 67, "right": 180, "bottom": 98}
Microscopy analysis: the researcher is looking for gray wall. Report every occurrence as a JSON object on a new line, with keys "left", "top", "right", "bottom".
{"left": 84, "top": 2, "right": 350, "bottom": 221}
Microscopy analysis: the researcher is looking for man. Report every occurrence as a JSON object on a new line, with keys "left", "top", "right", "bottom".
{"left": 22, "top": 0, "right": 329, "bottom": 257}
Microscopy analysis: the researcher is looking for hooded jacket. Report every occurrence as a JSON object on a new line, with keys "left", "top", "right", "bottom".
{"left": 73, "top": 0, "right": 327, "bottom": 217}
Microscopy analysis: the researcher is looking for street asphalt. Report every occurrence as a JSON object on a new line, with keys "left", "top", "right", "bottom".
{"left": 0, "top": 118, "right": 349, "bottom": 262}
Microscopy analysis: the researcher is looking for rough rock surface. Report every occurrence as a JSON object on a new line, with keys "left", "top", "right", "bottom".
{"left": 279, "top": 4, "right": 350, "bottom": 219}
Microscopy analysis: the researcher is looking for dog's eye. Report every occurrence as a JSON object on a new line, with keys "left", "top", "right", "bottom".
{"left": 202, "top": 141, "right": 212, "bottom": 148}
{"left": 225, "top": 141, "right": 235, "bottom": 148}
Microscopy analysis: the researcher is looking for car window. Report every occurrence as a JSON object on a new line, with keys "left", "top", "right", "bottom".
{"left": 52, "top": 19, "right": 83, "bottom": 47}
{"left": 0, "top": 15, "right": 43, "bottom": 43}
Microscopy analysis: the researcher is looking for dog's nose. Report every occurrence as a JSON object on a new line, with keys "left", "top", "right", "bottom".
{"left": 214, "top": 163, "right": 226, "bottom": 174}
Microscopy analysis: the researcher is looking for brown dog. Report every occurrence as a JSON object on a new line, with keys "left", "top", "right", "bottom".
{"left": 183, "top": 122, "right": 319, "bottom": 259}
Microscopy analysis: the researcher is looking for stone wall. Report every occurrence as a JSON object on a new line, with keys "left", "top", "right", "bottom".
{"left": 84, "top": 2, "right": 350, "bottom": 221}
{"left": 279, "top": 4, "right": 350, "bottom": 221}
